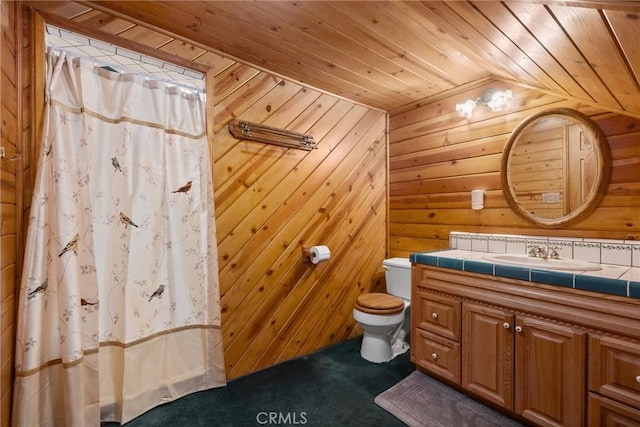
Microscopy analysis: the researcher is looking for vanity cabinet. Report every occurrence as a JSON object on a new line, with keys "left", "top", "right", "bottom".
{"left": 412, "top": 264, "right": 640, "bottom": 426}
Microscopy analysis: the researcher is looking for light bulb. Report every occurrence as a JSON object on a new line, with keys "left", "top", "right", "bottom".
{"left": 456, "top": 99, "right": 477, "bottom": 119}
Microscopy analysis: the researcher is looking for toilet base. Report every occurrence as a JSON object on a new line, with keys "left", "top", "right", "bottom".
{"left": 360, "top": 333, "right": 409, "bottom": 363}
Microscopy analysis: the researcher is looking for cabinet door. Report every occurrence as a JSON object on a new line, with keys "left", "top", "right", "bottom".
{"left": 462, "top": 302, "right": 514, "bottom": 410}
{"left": 515, "top": 316, "right": 586, "bottom": 427}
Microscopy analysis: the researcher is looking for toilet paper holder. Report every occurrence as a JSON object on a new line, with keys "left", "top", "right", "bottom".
{"left": 302, "top": 246, "right": 312, "bottom": 263}
{"left": 302, "top": 245, "right": 331, "bottom": 264}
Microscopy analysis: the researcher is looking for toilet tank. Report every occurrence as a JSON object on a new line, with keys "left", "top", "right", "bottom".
{"left": 383, "top": 258, "right": 412, "bottom": 300}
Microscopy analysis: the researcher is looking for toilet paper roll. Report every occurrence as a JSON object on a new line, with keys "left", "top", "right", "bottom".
{"left": 310, "top": 245, "right": 331, "bottom": 264}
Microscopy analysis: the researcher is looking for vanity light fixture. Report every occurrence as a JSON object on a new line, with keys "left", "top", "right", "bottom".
{"left": 456, "top": 89, "right": 512, "bottom": 119}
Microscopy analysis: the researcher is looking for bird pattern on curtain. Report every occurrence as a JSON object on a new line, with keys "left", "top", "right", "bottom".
{"left": 25, "top": 161, "right": 198, "bottom": 308}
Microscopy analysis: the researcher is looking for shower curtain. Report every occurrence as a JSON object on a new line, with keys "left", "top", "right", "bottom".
{"left": 13, "top": 48, "right": 226, "bottom": 426}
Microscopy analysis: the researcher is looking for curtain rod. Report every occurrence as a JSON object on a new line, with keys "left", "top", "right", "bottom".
{"left": 46, "top": 45, "right": 205, "bottom": 95}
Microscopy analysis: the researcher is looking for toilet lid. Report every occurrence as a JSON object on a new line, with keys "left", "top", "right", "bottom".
{"left": 355, "top": 293, "right": 404, "bottom": 315}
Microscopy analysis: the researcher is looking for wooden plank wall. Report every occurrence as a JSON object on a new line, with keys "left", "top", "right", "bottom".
{"left": 12, "top": 5, "right": 389, "bottom": 387}
{"left": 388, "top": 80, "right": 640, "bottom": 257}
{"left": 211, "top": 66, "right": 388, "bottom": 379}
{"left": 0, "top": 1, "right": 19, "bottom": 426}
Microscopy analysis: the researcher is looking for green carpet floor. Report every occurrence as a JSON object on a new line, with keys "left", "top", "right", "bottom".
{"left": 116, "top": 337, "right": 414, "bottom": 426}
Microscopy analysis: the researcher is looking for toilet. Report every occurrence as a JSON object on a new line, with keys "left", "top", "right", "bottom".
{"left": 353, "top": 257, "right": 411, "bottom": 363}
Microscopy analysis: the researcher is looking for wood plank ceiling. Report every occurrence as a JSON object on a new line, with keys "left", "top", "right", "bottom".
{"left": 29, "top": 0, "right": 640, "bottom": 117}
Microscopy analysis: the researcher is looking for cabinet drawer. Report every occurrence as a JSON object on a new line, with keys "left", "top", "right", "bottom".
{"left": 412, "top": 329, "right": 460, "bottom": 385}
{"left": 413, "top": 290, "right": 461, "bottom": 341}
{"left": 588, "top": 393, "right": 640, "bottom": 426}
{"left": 589, "top": 335, "right": 640, "bottom": 409}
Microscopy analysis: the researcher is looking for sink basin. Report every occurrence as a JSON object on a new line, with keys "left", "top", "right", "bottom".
{"left": 481, "top": 254, "right": 602, "bottom": 271}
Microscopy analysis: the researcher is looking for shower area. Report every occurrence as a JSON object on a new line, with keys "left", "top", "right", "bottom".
{"left": 12, "top": 27, "right": 226, "bottom": 425}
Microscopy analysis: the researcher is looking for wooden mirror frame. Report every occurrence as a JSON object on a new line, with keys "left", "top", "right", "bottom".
{"left": 501, "top": 108, "right": 611, "bottom": 228}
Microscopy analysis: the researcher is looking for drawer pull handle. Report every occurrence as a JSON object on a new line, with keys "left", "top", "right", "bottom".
{"left": 431, "top": 313, "right": 438, "bottom": 319}
{"left": 636, "top": 375, "right": 640, "bottom": 383}
{"left": 503, "top": 322, "right": 510, "bottom": 329}
{"left": 431, "top": 353, "right": 438, "bottom": 360}
{"left": 515, "top": 326, "right": 523, "bottom": 333}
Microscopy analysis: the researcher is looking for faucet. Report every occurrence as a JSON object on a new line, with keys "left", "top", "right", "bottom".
{"left": 528, "top": 245, "right": 548, "bottom": 259}
{"left": 536, "top": 246, "right": 548, "bottom": 259}
{"left": 528, "top": 245, "right": 561, "bottom": 259}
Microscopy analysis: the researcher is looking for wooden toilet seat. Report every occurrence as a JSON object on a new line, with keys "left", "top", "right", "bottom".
{"left": 355, "top": 293, "right": 404, "bottom": 315}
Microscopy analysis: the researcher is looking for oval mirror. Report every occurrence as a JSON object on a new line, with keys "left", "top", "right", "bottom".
{"left": 501, "top": 108, "right": 611, "bottom": 228}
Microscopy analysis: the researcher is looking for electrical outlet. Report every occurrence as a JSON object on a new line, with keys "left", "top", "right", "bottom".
{"left": 542, "top": 192, "right": 560, "bottom": 203}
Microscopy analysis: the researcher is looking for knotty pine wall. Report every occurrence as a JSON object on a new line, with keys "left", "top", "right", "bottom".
{"left": 1, "top": 4, "right": 35, "bottom": 425}
{"left": 1, "top": 2, "right": 24, "bottom": 426}
{"left": 388, "top": 80, "right": 640, "bottom": 257}
{"left": 212, "top": 72, "right": 388, "bottom": 379}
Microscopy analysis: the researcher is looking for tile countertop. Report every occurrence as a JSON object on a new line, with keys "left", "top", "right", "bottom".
{"left": 410, "top": 249, "right": 640, "bottom": 299}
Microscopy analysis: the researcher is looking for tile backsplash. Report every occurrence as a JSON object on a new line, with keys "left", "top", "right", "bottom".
{"left": 449, "top": 232, "right": 640, "bottom": 268}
